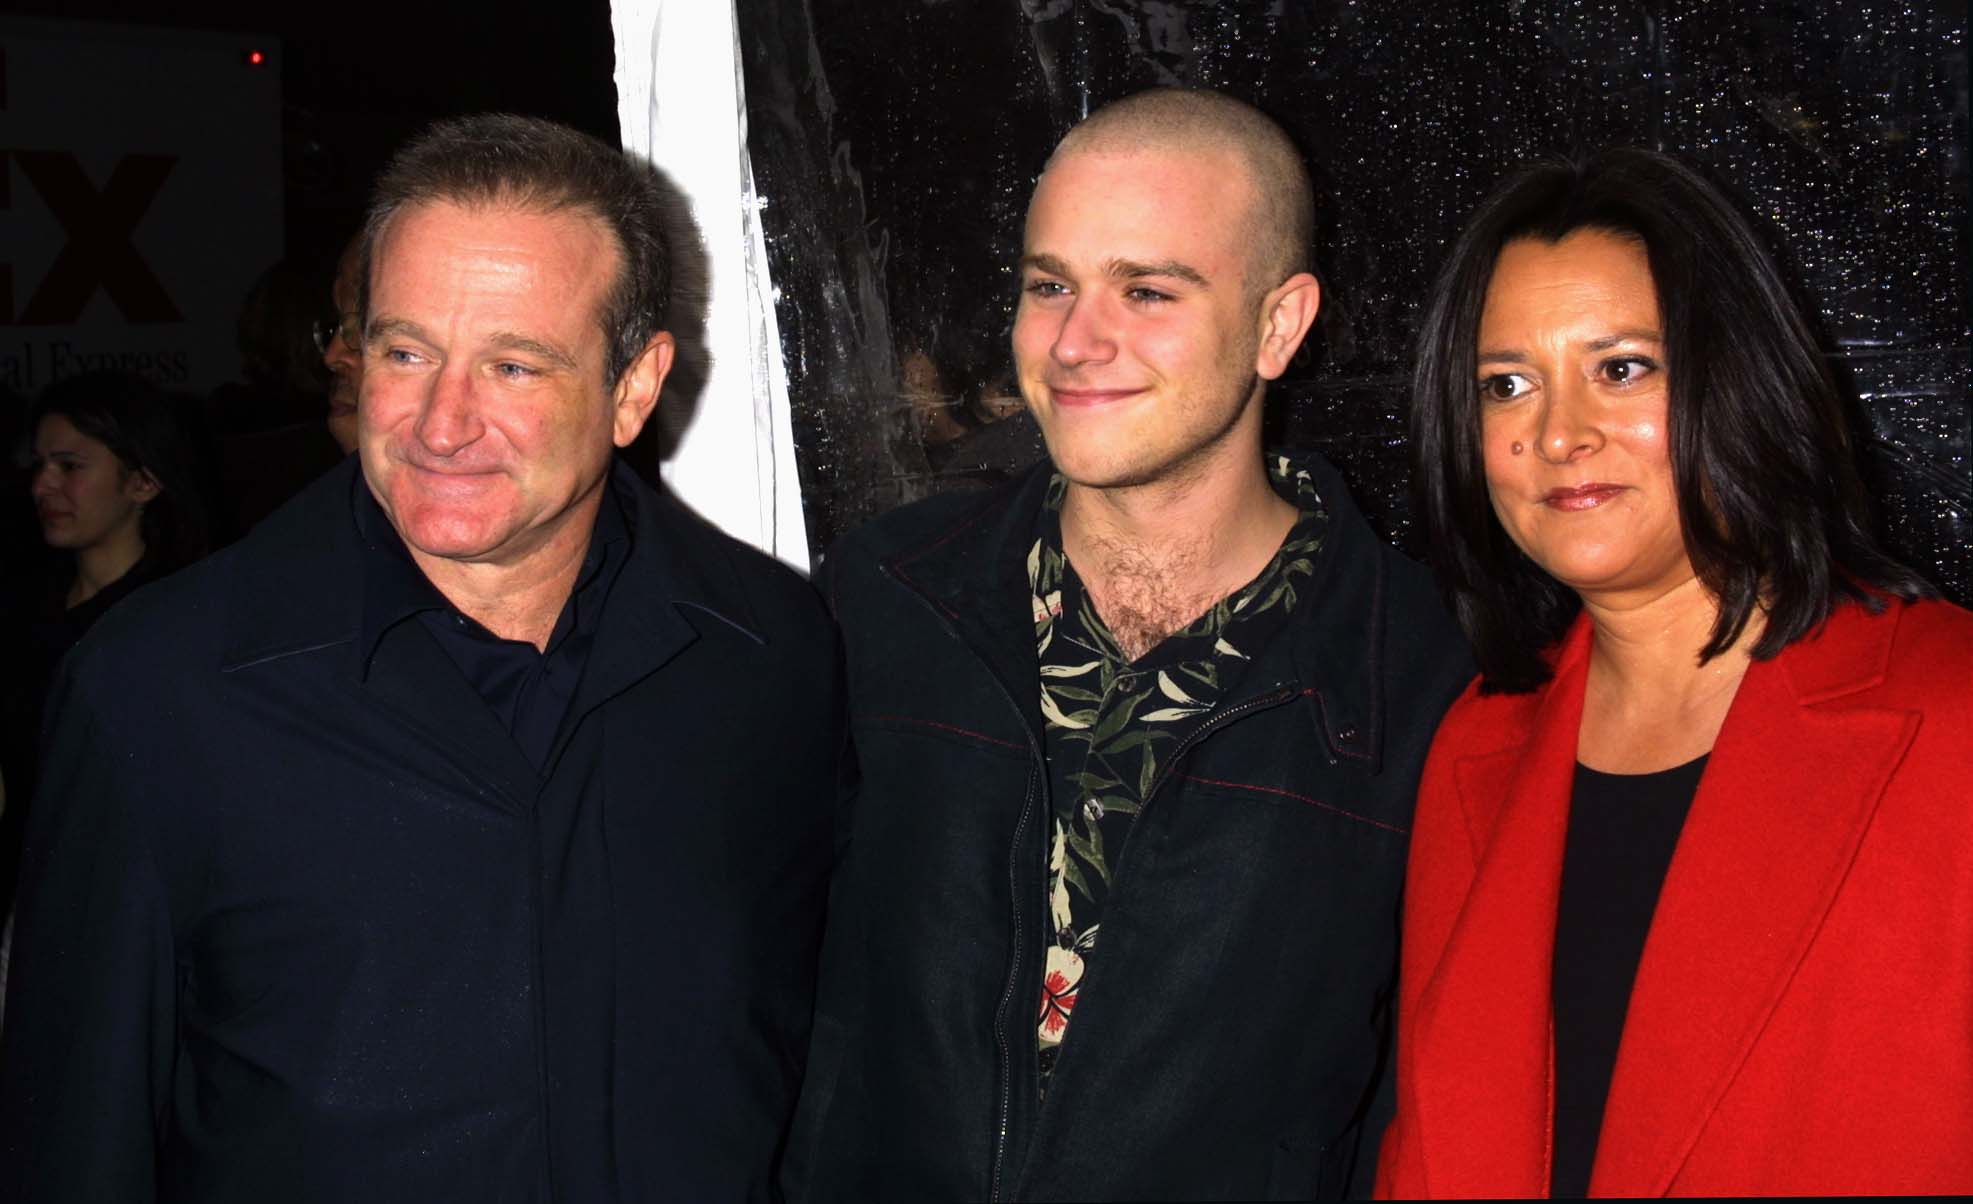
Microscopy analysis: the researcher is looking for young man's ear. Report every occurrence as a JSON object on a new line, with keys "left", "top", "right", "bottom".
{"left": 1254, "top": 272, "right": 1321, "bottom": 382}
{"left": 126, "top": 469, "right": 163, "bottom": 504}
{"left": 612, "top": 331, "right": 677, "bottom": 448}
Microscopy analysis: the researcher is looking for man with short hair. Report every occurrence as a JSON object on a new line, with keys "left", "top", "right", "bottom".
{"left": 786, "top": 88, "right": 1470, "bottom": 1200}
{"left": 0, "top": 114, "right": 841, "bottom": 1203}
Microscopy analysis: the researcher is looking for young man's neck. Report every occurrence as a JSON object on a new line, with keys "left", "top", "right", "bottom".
{"left": 1059, "top": 439, "right": 1296, "bottom": 661}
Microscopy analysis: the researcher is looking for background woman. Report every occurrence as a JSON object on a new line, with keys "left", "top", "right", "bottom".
{"left": 1378, "top": 148, "right": 1973, "bottom": 1196}
{"left": 1, "top": 371, "right": 211, "bottom": 915}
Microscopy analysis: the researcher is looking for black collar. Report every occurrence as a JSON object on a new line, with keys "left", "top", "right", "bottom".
{"left": 217, "top": 457, "right": 768, "bottom": 677}
{"left": 882, "top": 449, "right": 1392, "bottom": 770}
{"left": 349, "top": 474, "right": 630, "bottom": 678}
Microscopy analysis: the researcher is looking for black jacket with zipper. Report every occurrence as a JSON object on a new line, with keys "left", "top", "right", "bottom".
{"left": 785, "top": 453, "right": 1471, "bottom": 1202}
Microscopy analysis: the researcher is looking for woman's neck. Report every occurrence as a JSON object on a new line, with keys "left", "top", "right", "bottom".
{"left": 1577, "top": 575, "right": 1764, "bottom": 773}
{"left": 69, "top": 527, "right": 147, "bottom": 609}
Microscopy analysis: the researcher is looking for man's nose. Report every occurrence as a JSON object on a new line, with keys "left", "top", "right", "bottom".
{"left": 414, "top": 364, "right": 486, "bottom": 456}
{"left": 29, "top": 462, "right": 58, "bottom": 497}
{"left": 1051, "top": 294, "right": 1117, "bottom": 367}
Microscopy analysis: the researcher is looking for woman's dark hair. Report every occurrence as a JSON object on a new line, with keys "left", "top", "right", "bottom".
{"left": 1411, "top": 147, "right": 1930, "bottom": 693}
{"left": 33, "top": 370, "right": 211, "bottom": 571}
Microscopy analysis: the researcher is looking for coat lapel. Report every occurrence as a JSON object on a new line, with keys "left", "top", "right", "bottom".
{"left": 552, "top": 589, "right": 697, "bottom": 756}
{"left": 1411, "top": 621, "right": 1595, "bottom": 1197}
{"left": 1590, "top": 604, "right": 1920, "bottom": 1194}
{"left": 219, "top": 460, "right": 773, "bottom": 813}
{"left": 354, "top": 619, "right": 542, "bottom": 810}
{"left": 544, "top": 467, "right": 767, "bottom": 773}
{"left": 884, "top": 466, "right": 1051, "bottom": 747}
{"left": 217, "top": 460, "right": 533, "bottom": 810}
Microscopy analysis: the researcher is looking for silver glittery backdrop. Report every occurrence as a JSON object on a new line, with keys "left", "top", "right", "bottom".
{"left": 738, "top": 0, "right": 1971, "bottom": 601}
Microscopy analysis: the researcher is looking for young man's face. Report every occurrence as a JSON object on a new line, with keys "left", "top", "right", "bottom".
{"left": 1013, "top": 144, "right": 1284, "bottom": 493}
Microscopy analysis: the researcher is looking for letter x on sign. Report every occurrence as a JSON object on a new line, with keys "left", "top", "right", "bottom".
{"left": 8, "top": 150, "right": 181, "bottom": 324}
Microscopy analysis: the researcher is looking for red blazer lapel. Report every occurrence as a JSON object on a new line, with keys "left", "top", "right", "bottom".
{"left": 1412, "top": 621, "right": 1594, "bottom": 1196}
{"left": 1591, "top": 605, "right": 1922, "bottom": 1194}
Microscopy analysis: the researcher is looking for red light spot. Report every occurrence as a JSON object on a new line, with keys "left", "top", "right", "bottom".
{"left": 247, "top": 50, "right": 265, "bottom": 65}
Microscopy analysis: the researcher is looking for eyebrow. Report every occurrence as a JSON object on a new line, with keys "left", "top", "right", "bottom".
{"left": 1021, "top": 253, "right": 1211, "bottom": 289}
{"left": 1584, "top": 329, "right": 1663, "bottom": 351}
{"left": 1476, "top": 329, "right": 1664, "bottom": 362}
{"left": 486, "top": 331, "right": 580, "bottom": 371}
{"left": 365, "top": 316, "right": 580, "bottom": 371}
{"left": 364, "top": 315, "right": 426, "bottom": 347}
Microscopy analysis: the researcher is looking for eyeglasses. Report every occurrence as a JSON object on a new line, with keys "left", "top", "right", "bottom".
{"left": 312, "top": 312, "right": 361, "bottom": 355}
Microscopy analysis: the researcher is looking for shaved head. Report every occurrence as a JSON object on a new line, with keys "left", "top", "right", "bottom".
{"left": 1045, "top": 88, "right": 1315, "bottom": 295}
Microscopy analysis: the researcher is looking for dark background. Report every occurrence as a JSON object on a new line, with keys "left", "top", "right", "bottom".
{"left": 6, "top": 0, "right": 1968, "bottom": 602}
{"left": 742, "top": 0, "right": 1973, "bottom": 604}
{"left": 0, "top": 0, "right": 620, "bottom": 570}
{"left": 0, "top": 0, "right": 622, "bottom": 272}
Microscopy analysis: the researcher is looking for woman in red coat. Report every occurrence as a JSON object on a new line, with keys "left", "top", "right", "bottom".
{"left": 1378, "top": 147, "right": 1973, "bottom": 1197}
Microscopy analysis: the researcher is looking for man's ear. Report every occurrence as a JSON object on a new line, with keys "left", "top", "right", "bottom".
{"left": 1254, "top": 272, "right": 1321, "bottom": 382}
{"left": 611, "top": 330, "right": 677, "bottom": 448}
{"left": 126, "top": 468, "right": 162, "bottom": 504}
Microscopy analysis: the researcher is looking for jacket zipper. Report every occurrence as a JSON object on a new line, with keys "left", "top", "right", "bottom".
{"left": 988, "top": 761, "right": 1039, "bottom": 1203}
{"left": 1026, "top": 685, "right": 1300, "bottom": 1140}
{"left": 1140, "top": 686, "right": 1300, "bottom": 809}
{"left": 884, "top": 575, "right": 1044, "bottom": 1203}
{"left": 882, "top": 582, "right": 1301, "bottom": 1199}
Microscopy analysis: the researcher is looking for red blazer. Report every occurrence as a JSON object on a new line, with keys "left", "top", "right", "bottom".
{"left": 1377, "top": 598, "right": 1973, "bottom": 1197}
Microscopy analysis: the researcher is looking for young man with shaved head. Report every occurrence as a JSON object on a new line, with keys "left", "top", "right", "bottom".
{"left": 787, "top": 88, "right": 1470, "bottom": 1200}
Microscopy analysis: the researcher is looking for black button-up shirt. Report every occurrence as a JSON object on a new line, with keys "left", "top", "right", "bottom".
{"left": 354, "top": 482, "right": 629, "bottom": 771}
{"left": 353, "top": 478, "right": 631, "bottom": 1198}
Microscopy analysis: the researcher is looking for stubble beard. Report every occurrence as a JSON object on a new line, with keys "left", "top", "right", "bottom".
{"left": 1061, "top": 368, "right": 1266, "bottom": 496}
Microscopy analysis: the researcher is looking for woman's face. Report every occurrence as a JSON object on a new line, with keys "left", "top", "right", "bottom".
{"left": 1476, "top": 229, "right": 1695, "bottom": 607}
{"left": 29, "top": 413, "right": 156, "bottom": 553}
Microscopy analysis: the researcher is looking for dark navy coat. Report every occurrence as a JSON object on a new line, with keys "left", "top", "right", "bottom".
{"left": 0, "top": 458, "right": 843, "bottom": 1203}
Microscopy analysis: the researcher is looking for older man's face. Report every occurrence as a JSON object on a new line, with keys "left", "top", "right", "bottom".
{"left": 358, "top": 200, "right": 657, "bottom": 571}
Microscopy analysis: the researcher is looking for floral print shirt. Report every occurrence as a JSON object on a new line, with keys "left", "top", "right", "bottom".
{"left": 1029, "top": 456, "right": 1328, "bottom": 1086}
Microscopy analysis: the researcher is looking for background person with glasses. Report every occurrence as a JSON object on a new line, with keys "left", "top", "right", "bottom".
{"left": 315, "top": 235, "right": 365, "bottom": 455}
{"left": 210, "top": 255, "right": 348, "bottom": 535}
